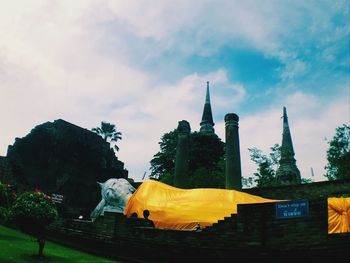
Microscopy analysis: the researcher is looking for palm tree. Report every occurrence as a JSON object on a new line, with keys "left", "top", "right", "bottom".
{"left": 92, "top": 121, "right": 122, "bottom": 151}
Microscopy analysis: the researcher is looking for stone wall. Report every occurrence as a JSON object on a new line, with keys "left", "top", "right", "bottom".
{"left": 0, "top": 156, "right": 15, "bottom": 185}
{"left": 244, "top": 178, "right": 350, "bottom": 199}
{"left": 48, "top": 193, "right": 350, "bottom": 262}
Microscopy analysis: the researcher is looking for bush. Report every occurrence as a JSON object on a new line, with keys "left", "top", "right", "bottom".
{"left": 10, "top": 191, "right": 58, "bottom": 233}
{"left": 0, "top": 181, "right": 16, "bottom": 208}
{"left": 0, "top": 207, "right": 9, "bottom": 223}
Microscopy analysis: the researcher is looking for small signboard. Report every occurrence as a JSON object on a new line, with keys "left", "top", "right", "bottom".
{"left": 275, "top": 199, "right": 309, "bottom": 219}
{"left": 51, "top": 193, "right": 64, "bottom": 204}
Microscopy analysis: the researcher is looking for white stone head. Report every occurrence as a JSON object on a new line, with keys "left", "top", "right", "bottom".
{"left": 98, "top": 178, "right": 136, "bottom": 207}
{"left": 90, "top": 178, "right": 136, "bottom": 220}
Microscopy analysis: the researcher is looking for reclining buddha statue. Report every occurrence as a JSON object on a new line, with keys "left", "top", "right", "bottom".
{"left": 91, "top": 178, "right": 280, "bottom": 230}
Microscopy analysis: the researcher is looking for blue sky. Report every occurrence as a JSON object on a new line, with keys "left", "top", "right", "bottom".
{"left": 0, "top": 0, "right": 349, "bottom": 185}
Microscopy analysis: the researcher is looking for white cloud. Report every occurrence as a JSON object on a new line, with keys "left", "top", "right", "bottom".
{"left": 105, "top": 0, "right": 200, "bottom": 41}
{"left": 0, "top": 0, "right": 149, "bottom": 156}
{"left": 86, "top": 0, "right": 282, "bottom": 58}
{"left": 0, "top": 0, "right": 348, "bottom": 185}
{"left": 280, "top": 59, "right": 308, "bottom": 81}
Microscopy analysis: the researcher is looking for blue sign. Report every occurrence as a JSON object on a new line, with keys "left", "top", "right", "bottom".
{"left": 51, "top": 193, "right": 64, "bottom": 204}
{"left": 275, "top": 199, "right": 309, "bottom": 219}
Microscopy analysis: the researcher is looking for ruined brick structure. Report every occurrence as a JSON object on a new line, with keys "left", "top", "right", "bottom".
{"left": 1, "top": 119, "right": 129, "bottom": 217}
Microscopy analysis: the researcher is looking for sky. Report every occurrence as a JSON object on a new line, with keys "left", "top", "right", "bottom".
{"left": 0, "top": 0, "right": 349, "bottom": 186}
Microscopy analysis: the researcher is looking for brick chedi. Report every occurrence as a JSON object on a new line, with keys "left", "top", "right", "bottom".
{"left": 276, "top": 107, "right": 302, "bottom": 185}
{"left": 6, "top": 119, "right": 128, "bottom": 217}
{"left": 199, "top": 81, "right": 215, "bottom": 134}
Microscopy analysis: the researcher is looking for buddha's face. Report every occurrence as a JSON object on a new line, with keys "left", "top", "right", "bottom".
{"left": 99, "top": 178, "right": 135, "bottom": 206}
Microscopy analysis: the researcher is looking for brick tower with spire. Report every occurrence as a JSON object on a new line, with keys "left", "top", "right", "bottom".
{"left": 276, "top": 106, "right": 302, "bottom": 185}
{"left": 200, "top": 81, "right": 215, "bottom": 134}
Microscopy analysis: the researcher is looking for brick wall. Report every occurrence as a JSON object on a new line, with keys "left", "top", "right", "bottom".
{"left": 47, "top": 180, "right": 350, "bottom": 262}
{"left": 244, "top": 178, "right": 350, "bottom": 199}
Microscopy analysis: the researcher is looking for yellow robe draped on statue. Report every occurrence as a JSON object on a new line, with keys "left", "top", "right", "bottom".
{"left": 328, "top": 197, "right": 350, "bottom": 234}
{"left": 124, "top": 180, "right": 279, "bottom": 230}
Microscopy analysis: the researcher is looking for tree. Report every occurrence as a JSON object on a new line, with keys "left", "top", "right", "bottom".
{"left": 189, "top": 158, "right": 225, "bottom": 188}
{"left": 10, "top": 190, "right": 58, "bottom": 258}
{"left": 189, "top": 132, "right": 225, "bottom": 172}
{"left": 92, "top": 121, "right": 122, "bottom": 152}
{"left": 247, "top": 144, "right": 313, "bottom": 188}
{"left": 246, "top": 144, "right": 281, "bottom": 188}
{"left": 149, "top": 131, "right": 225, "bottom": 188}
{"left": 150, "top": 129, "right": 178, "bottom": 179}
{"left": 325, "top": 124, "right": 350, "bottom": 180}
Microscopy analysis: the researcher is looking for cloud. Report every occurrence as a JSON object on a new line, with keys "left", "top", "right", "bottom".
{"left": 0, "top": 0, "right": 348, "bottom": 184}
{"left": 0, "top": 0, "right": 149, "bottom": 154}
{"left": 101, "top": 0, "right": 279, "bottom": 57}
{"left": 280, "top": 60, "right": 308, "bottom": 81}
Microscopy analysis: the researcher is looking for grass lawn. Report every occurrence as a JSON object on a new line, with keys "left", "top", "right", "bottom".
{"left": 0, "top": 225, "right": 123, "bottom": 263}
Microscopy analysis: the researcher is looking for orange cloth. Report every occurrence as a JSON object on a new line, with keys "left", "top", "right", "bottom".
{"left": 328, "top": 197, "right": 350, "bottom": 234}
{"left": 124, "top": 180, "right": 279, "bottom": 230}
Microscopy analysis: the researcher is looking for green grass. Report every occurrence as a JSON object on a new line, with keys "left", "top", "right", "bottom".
{"left": 0, "top": 225, "right": 123, "bottom": 263}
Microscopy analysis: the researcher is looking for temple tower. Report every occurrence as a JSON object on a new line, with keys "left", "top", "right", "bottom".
{"left": 224, "top": 113, "right": 242, "bottom": 190}
{"left": 276, "top": 107, "right": 301, "bottom": 185}
{"left": 200, "top": 81, "right": 215, "bottom": 134}
{"left": 174, "top": 120, "right": 191, "bottom": 188}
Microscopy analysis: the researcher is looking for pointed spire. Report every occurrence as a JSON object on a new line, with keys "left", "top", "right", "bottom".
{"left": 205, "top": 81, "right": 210, "bottom": 103}
{"left": 276, "top": 106, "right": 301, "bottom": 185}
{"left": 200, "top": 81, "right": 215, "bottom": 134}
{"left": 281, "top": 106, "right": 295, "bottom": 159}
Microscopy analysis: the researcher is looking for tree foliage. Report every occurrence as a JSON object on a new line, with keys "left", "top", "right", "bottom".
{"left": 325, "top": 124, "right": 350, "bottom": 180}
{"left": 150, "top": 129, "right": 178, "bottom": 179}
{"left": 0, "top": 181, "right": 16, "bottom": 223}
{"left": 11, "top": 190, "right": 58, "bottom": 229}
{"left": 189, "top": 159, "right": 225, "bottom": 188}
{"left": 246, "top": 144, "right": 281, "bottom": 188}
{"left": 0, "top": 181, "right": 16, "bottom": 209}
{"left": 92, "top": 121, "right": 122, "bottom": 152}
{"left": 149, "top": 130, "right": 225, "bottom": 188}
{"left": 247, "top": 144, "right": 312, "bottom": 188}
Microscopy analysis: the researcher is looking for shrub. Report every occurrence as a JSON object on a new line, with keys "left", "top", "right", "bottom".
{"left": 0, "top": 207, "right": 9, "bottom": 223}
{"left": 10, "top": 191, "right": 58, "bottom": 232}
{"left": 0, "top": 181, "right": 16, "bottom": 208}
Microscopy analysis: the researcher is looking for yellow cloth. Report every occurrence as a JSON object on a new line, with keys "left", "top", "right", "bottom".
{"left": 124, "top": 179, "right": 279, "bottom": 230}
{"left": 328, "top": 197, "right": 350, "bottom": 234}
